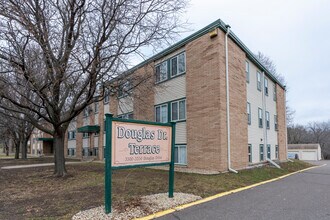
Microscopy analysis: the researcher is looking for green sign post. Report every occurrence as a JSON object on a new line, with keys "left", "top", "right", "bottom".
{"left": 104, "top": 113, "right": 175, "bottom": 214}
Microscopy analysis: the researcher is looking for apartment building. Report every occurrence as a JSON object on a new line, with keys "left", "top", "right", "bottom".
{"left": 46, "top": 19, "right": 287, "bottom": 172}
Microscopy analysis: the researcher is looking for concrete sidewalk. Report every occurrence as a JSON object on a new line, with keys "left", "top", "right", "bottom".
{"left": 1, "top": 162, "right": 84, "bottom": 170}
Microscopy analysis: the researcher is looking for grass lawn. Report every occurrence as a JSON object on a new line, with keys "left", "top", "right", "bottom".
{"left": 0, "top": 158, "right": 313, "bottom": 219}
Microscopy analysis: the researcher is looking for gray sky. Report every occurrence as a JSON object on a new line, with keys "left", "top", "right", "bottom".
{"left": 182, "top": 0, "right": 330, "bottom": 125}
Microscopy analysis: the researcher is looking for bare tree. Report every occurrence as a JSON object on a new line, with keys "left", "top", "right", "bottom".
{"left": 0, "top": 0, "right": 187, "bottom": 176}
{"left": 256, "top": 51, "right": 285, "bottom": 85}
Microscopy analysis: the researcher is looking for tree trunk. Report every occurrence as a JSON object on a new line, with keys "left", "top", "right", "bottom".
{"left": 14, "top": 142, "right": 20, "bottom": 159}
{"left": 21, "top": 138, "right": 28, "bottom": 159}
{"left": 53, "top": 130, "right": 67, "bottom": 177}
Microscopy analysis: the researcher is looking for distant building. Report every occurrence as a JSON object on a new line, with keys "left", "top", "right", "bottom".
{"left": 35, "top": 19, "right": 288, "bottom": 172}
{"left": 288, "top": 144, "right": 322, "bottom": 161}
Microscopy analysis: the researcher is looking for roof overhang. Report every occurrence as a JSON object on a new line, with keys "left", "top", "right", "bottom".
{"left": 77, "top": 125, "right": 100, "bottom": 133}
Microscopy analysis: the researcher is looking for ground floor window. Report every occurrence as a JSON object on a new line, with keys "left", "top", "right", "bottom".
{"left": 248, "top": 144, "right": 252, "bottom": 163}
{"left": 267, "top": 144, "right": 271, "bottom": 159}
{"left": 118, "top": 112, "right": 134, "bottom": 119}
{"left": 174, "top": 145, "right": 187, "bottom": 165}
{"left": 67, "top": 148, "right": 76, "bottom": 156}
{"left": 275, "top": 145, "right": 279, "bottom": 159}
{"left": 82, "top": 147, "right": 89, "bottom": 156}
{"left": 260, "top": 144, "right": 264, "bottom": 161}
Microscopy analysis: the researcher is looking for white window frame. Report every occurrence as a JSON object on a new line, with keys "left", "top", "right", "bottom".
{"left": 155, "top": 104, "right": 168, "bottom": 123}
{"left": 260, "top": 144, "right": 264, "bottom": 161}
{"left": 155, "top": 61, "right": 168, "bottom": 83}
{"left": 264, "top": 78, "right": 269, "bottom": 96}
{"left": 170, "top": 52, "right": 186, "bottom": 77}
{"left": 247, "top": 102, "right": 251, "bottom": 125}
{"left": 104, "top": 89, "right": 110, "bottom": 103}
{"left": 257, "top": 71, "right": 262, "bottom": 91}
{"left": 246, "top": 61, "right": 250, "bottom": 83}
{"left": 258, "top": 108, "right": 263, "bottom": 128}
{"left": 94, "top": 102, "right": 99, "bottom": 113}
{"left": 248, "top": 144, "right": 252, "bottom": 163}
{"left": 267, "top": 144, "right": 271, "bottom": 159}
{"left": 174, "top": 145, "right": 187, "bottom": 165}
{"left": 118, "top": 112, "right": 134, "bottom": 119}
{"left": 266, "top": 111, "right": 270, "bottom": 129}
{"left": 274, "top": 115, "right": 278, "bottom": 131}
{"left": 171, "top": 99, "right": 186, "bottom": 122}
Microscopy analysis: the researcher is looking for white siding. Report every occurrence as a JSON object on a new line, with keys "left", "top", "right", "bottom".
{"left": 68, "top": 140, "right": 76, "bottom": 149}
{"left": 155, "top": 74, "right": 186, "bottom": 105}
{"left": 83, "top": 138, "right": 88, "bottom": 148}
{"left": 247, "top": 59, "right": 278, "bottom": 163}
{"left": 94, "top": 113, "right": 99, "bottom": 124}
{"left": 175, "top": 122, "right": 187, "bottom": 144}
{"left": 118, "top": 96, "right": 134, "bottom": 115}
{"left": 104, "top": 104, "right": 110, "bottom": 114}
{"left": 83, "top": 117, "right": 89, "bottom": 126}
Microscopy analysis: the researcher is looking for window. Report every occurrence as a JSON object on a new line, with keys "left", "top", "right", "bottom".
{"left": 118, "top": 81, "right": 132, "bottom": 98}
{"left": 118, "top": 112, "right": 134, "bottom": 119}
{"left": 68, "top": 148, "right": 76, "bottom": 156}
{"left": 257, "top": 71, "right": 262, "bottom": 91}
{"left": 274, "top": 115, "right": 278, "bottom": 131}
{"left": 264, "top": 78, "right": 268, "bottom": 96}
{"left": 248, "top": 144, "right": 252, "bottom": 163}
{"left": 155, "top": 61, "right": 167, "bottom": 83}
{"left": 104, "top": 89, "right": 109, "bottom": 103}
{"left": 247, "top": 102, "right": 251, "bottom": 125}
{"left": 83, "top": 108, "right": 89, "bottom": 118}
{"left": 273, "top": 84, "right": 277, "bottom": 101}
{"left": 155, "top": 104, "right": 168, "bottom": 123}
{"left": 246, "top": 61, "right": 250, "bottom": 83}
{"left": 68, "top": 131, "right": 76, "bottom": 140}
{"left": 275, "top": 145, "right": 279, "bottom": 159}
{"left": 260, "top": 144, "right": 264, "bottom": 161}
{"left": 258, "top": 108, "right": 263, "bottom": 128}
{"left": 83, "top": 132, "right": 89, "bottom": 138}
{"left": 266, "top": 111, "right": 270, "bottom": 129}
{"left": 267, "top": 144, "right": 271, "bottom": 159}
{"left": 171, "top": 99, "right": 186, "bottom": 121}
{"left": 94, "top": 102, "right": 99, "bottom": 113}
{"left": 174, "top": 145, "right": 187, "bottom": 165}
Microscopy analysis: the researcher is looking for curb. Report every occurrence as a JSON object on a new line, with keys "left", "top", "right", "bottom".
{"left": 136, "top": 164, "right": 326, "bottom": 220}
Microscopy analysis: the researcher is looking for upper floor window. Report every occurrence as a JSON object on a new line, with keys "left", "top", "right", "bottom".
{"left": 274, "top": 115, "right": 278, "bottom": 131}
{"left": 118, "top": 81, "right": 132, "bottom": 98}
{"left": 257, "top": 71, "right": 262, "bottom": 91}
{"left": 264, "top": 78, "right": 269, "bottom": 96}
{"left": 155, "top": 61, "right": 168, "bottom": 83}
{"left": 104, "top": 89, "right": 109, "bottom": 103}
{"left": 94, "top": 102, "right": 99, "bottom": 113}
{"left": 68, "top": 131, "right": 76, "bottom": 140}
{"left": 245, "top": 61, "right": 250, "bottom": 83}
{"left": 258, "top": 108, "right": 263, "bottom": 128}
{"left": 273, "top": 84, "right": 277, "bottom": 101}
{"left": 266, "top": 111, "right": 270, "bottom": 129}
{"left": 156, "top": 52, "right": 186, "bottom": 83}
{"left": 171, "top": 99, "right": 186, "bottom": 122}
{"left": 171, "top": 53, "right": 186, "bottom": 77}
{"left": 83, "top": 108, "right": 89, "bottom": 118}
{"left": 118, "top": 112, "right": 134, "bottom": 119}
{"left": 155, "top": 104, "right": 168, "bottom": 123}
{"left": 83, "top": 132, "right": 89, "bottom": 138}
{"left": 247, "top": 102, "right": 251, "bottom": 125}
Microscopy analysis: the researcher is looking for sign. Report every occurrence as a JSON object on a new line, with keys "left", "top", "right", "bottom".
{"left": 112, "top": 121, "right": 172, "bottom": 167}
{"left": 104, "top": 114, "right": 175, "bottom": 214}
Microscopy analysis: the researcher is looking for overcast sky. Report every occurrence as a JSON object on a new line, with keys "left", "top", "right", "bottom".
{"left": 180, "top": 0, "right": 330, "bottom": 125}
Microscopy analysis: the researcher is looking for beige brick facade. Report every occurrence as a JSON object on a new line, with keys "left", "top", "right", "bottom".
{"left": 57, "top": 20, "right": 287, "bottom": 171}
{"left": 276, "top": 85, "right": 287, "bottom": 161}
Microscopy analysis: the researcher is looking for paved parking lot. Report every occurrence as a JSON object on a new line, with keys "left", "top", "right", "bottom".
{"left": 158, "top": 161, "right": 330, "bottom": 220}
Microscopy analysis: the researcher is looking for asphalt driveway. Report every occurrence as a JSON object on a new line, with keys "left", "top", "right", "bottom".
{"left": 158, "top": 161, "right": 330, "bottom": 220}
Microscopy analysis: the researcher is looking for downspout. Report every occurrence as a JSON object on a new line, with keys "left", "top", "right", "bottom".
{"left": 225, "top": 25, "right": 238, "bottom": 174}
{"left": 261, "top": 72, "right": 267, "bottom": 161}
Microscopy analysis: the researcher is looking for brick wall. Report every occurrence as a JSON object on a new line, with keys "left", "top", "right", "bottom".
{"left": 276, "top": 85, "right": 287, "bottom": 161}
